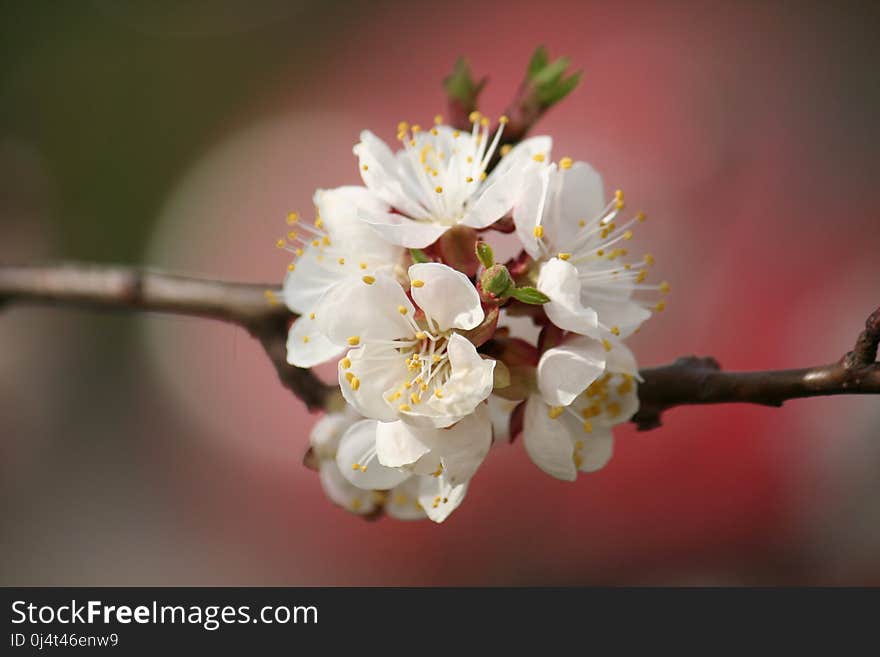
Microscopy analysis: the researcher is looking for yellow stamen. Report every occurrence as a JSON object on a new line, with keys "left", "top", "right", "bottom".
{"left": 340, "top": 357, "right": 351, "bottom": 369}
{"left": 347, "top": 336, "right": 360, "bottom": 346}
{"left": 362, "top": 275, "right": 376, "bottom": 285}
{"left": 411, "top": 279, "right": 425, "bottom": 288}
{"left": 559, "top": 157, "right": 573, "bottom": 169}
{"left": 547, "top": 406, "right": 565, "bottom": 419}
{"left": 398, "top": 305, "right": 408, "bottom": 315}
{"left": 533, "top": 225, "right": 544, "bottom": 239}
{"left": 558, "top": 252, "right": 571, "bottom": 261}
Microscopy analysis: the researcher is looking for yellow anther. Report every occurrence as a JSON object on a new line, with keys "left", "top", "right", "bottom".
{"left": 410, "top": 392, "right": 421, "bottom": 405}
{"left": 362, "top": 275, "right": 376, "bottom": 285}
{"left": 314, "top": 217, "right": 324, "bottom": 229}
{"left": 434, "top": 114, "right": 444, "bottom": 125}
{"left": 411, "top": 279, "right": 425, "bottom": 288}
{"left": 434, "top": 388, "right": 443, "bottom": 398}
{"left": 347, "top": 336, "right": 360, "bottom": 346}
{"left": 397, "top": 121, "right": 409, "bottom": 132}
{"left": 617, "top": 380, "right": 633, "bottom": 395}
{"left": 340, "top": 357, "right": 351, "bottom": 369}
{"left": 287, "top": 263, "right": 296, "bottom": 272}
{"left": 337, "top": 257, "right": 345, "bottom": 265}
{"left": 359, "top": 262, "right": 368, "bottom": 269}
{"left": 359, "top": 464, "right": 367, "bottom": 473}
{"left": 623, "top": 229, "right": 633, "bottom": 241}
{"left": 452, "top": 130, "right": 460, "bottom": 138}
{"left": 468, "top": 111, "right": 481, "bottom": 123}
{"left": 558, "top": 252, "right": 571, "bottom": 261}
{"left": 275, "top": 238, "right": 286, "bottom": 248}
{"left": 414, "top": 331, "right": 427, "bottom": 340}
{"left": 596, "top": 249, "right": 605, "bottom": 257}
{"left": 500, "top": 144, "right": 512, "bottom": 156}
{"left": 466, "top": 155, "right": 474, "bottom": 163}
{"left": 533, "top": 225, "right": 544, "bottom": 239}
{"left": 636, "top": 271, "right": 648, "bottom": 283}
{"left": 398, "top": 305, "right": 408, "bottom": 315}
{"left": 654, "top": 300, "right": 666, "bottom": 312}
{"left": 404, "top": 381, "right": 411, "bottom": 389}
{"left": 309, "top": 312, "right": 316, "bottom": 320}
{"left": 532, "top": 153, "right": 546, "bottom": 162}
{"left": 344, "top": 371, "right": 354, "bottom": 383}
{"left": 295, "top": 248, "right": 304, "bottom": 256}
{"left": 302, "top": 336, "right": 309, "bottom": 343}
{"left": 286, "top": 212, "right": 299, "bottom": 224}
{"left": 351, "top": 463, "right": 360, "bottom": 471}
{"left": 636, "top": 211, "right": 646, "bottom": 222}
{"left": 465, "top": 176, "right": 474, "bottom": 183}
{"left": 583, "top": 420, "right": 593, "bottom": 434}
{"left": 575, "top": 440, "right": 585, "bottom": 450}
{"left": 420, "top": 383, "right": 428, "bottom": 391}
{"left": 606, "top": 402, "right": 621, "bottom": 417}
{"left": 350, "top": 376, "right": 361, "bottom": 391}
{"left": 411, "top": 124, "right": 421, "bottom": 133}
{"left": 547, "top": 406, "right": 565, "bottom": 419}
{"left": 479, "top": 171, "right": 487, "bottom": 181}
{"left": 643, "top": 253, "right": 655, "bottom": 266}
{"left": 614, "top": 189, "right": 624, "bottom": 201}
{"left": 559, "top": 157, "right": 573, "bottom": 169}
{"left": 602, "top": 339, "right": 612, "bottom": 352}
{"left": 287, "top": 231, "right": 298, "bottom": 241}
{"left": 499, "top": 115, "right": 509, "bottom": 124}
{"left": 398, "top": 404, "right": 412, "bottom": 412}
{"left": 311, "top": 239, "right": 320, "bottom": 247}
{"left": 578, "top": 219, "right": 586, "bottom": 228}
{"left": 610, "top": 326, "right": 621, "bottom": 336}
{"left": 322, "top": 236, "right": 330, "bottom": 246}
{"left": 432, "top": 354, "right": 441, "bottom": 363}
{"left": 431, "top": 128, "right": 439, "bottom": 136}
{"left": 435, "top": 186, "right": 443, "bottom": 193}
{"left": 362, "top": 164, "right": 369, "bottom": 171}
{"left": 660, "top": 281, "right": 671, "bottom": 294}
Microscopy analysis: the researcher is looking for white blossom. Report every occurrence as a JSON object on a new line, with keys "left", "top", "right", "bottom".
{"left": 514, "top": 159, "right": 668, "bottom": 340}
{"left": 352, "top": 116, "right": 551, "bottom": 248}
{"left": 315, "top": 262, "right": 495, "bottom": 429}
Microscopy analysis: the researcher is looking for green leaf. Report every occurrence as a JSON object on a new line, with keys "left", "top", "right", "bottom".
{"left": 410, "top": 248, "right": 430, "bottom": 264}
{"left": 532, "top": 56, "right": 570, "bottom": 88}
{"left": 527, "top": 46, "right": 549, "bottom": 79}
{"left": 475, "top": 241, "right": 494, "bottom": 269}
{"left": 539, "top": 71, "right": 582, "bottom": 106}
{"left": 444, "top": 57, "right": 485, "bottom": 105}
{"left": 510, "top": 286, "right": 550, "bottom": 305}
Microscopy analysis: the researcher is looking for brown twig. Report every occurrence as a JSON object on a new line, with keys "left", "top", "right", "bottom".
{"left": 0, "top": 262, "right": 333, "bottom": 410}
{"left": 1, "top": 263, "right": 877, "bottom": 426}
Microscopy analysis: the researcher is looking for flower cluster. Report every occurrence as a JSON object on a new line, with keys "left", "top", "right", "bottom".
{"left": 278, "top": 113, "right": 667, "bottom": 522}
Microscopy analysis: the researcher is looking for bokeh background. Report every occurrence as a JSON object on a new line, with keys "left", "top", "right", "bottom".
{"left": 2, "top": 0, "right": 878, "bottom": 585}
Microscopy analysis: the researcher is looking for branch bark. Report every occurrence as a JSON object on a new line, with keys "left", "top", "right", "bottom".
{"left": 1, "top": 262, "right": 877, "bottom": 426}
{"left": 0, "top": 263, "right": 333, "bottom": 410}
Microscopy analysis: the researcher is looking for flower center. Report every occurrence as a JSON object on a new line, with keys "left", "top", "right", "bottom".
{"left": 386, "top": 328, "right": 453, "bottom": 411}
{"left": 393, "top": 113, "right": 507, "bottom": 225}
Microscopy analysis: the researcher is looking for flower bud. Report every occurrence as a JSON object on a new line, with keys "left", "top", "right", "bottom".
{"left": 480, "top": 264, "right": 514, "bottom": 299}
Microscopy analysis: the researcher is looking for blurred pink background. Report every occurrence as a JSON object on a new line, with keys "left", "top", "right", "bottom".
{"left": 2, "top": 0, "right": 878, "bottom": 585}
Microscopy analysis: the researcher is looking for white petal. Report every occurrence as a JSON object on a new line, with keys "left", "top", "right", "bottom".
{"left": 575, "top": 427, "right": 614, "bottom": 473}
{"left": 339, "top": 343, "right": 408, "bottom": 422}
{"left": 523, "top": 395, "right": 577, "bottom": 481}
{"left": 310, "top": 407, "right": 361, "bottom": 455}
{"left": 281, "top": 246, "right": 346, "bottom": 315}
{"left": 318, "top": 462, "right": 377, "bottom": 515}
{"left": 426, "top": 403, "right": 492, "bottom": 485}
{"left": 489, "top": 135, "right": 553, "bottom": 182}
{"left": 416, "top": 476, "right": 469, "bottom": 523}
{"left": 546, "top": 161, "right": 605, "bottom": 248}
{"left": 360, "top": 209, "right": 449, "bottom": 249}
{"left": 375, "top": 420, "right": 432, "bottom": 468}
{"left": 411, "top": 333, "right": 495, "bottom": 428}
{"left": 488, "top": 395, "right": 518, "bottom": 444}
{"left": 537, "top": 336, "right": 606, "bottom": 407}
{"left": 336, "top": 419, "right": 411, "bottom": 490}
{"left": 537, "top": 257, "right": 601, "bottom": 338}
{"left": 605, "top": 340, "right": 640, "bottom": 378}
{"left": 408, "top": 262, "right": 484, "bottom": 331}
{"left": 384, "top": 477, "right": 426, "bottom": 521}
{"left": 319, "top": 273, "right": 414, "bottom": 346}
{"left": 460, "top": 167, "right": 520, "bottom": 229}
{"left": 313, "top": 186, "right": 401, "bottom": 263}
{"left": 512, "top": 163, "right": 553, "bottom": 259}
{"left": 354, "top": 131, "right": 430, "bottom": 220}
{"left": 286, "top": 315, "right": 343, "bottom": 368}
{"left": 589, "top": 297, "right": 652, "bottom": 339}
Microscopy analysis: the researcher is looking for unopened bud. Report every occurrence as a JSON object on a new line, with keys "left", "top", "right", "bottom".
{"left": 480, "top": 264, "right": 514, "bottom": 298}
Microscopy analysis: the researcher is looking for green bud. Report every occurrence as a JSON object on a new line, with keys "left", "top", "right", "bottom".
{"left": 510, "top": 286, "right": 550, "bottom": 305}
{"left": 480, "top": 264, "right": 514, "bottom": 298}
{"left": 475, "top": 241, "right": 494, "bottom": 269}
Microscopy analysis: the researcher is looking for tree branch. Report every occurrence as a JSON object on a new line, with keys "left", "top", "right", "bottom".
{"left": 1, "top": 262, "right": 877, "bottom": 427}
{"left": 0, "top": 262, "right": 334, "bottom": 410}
